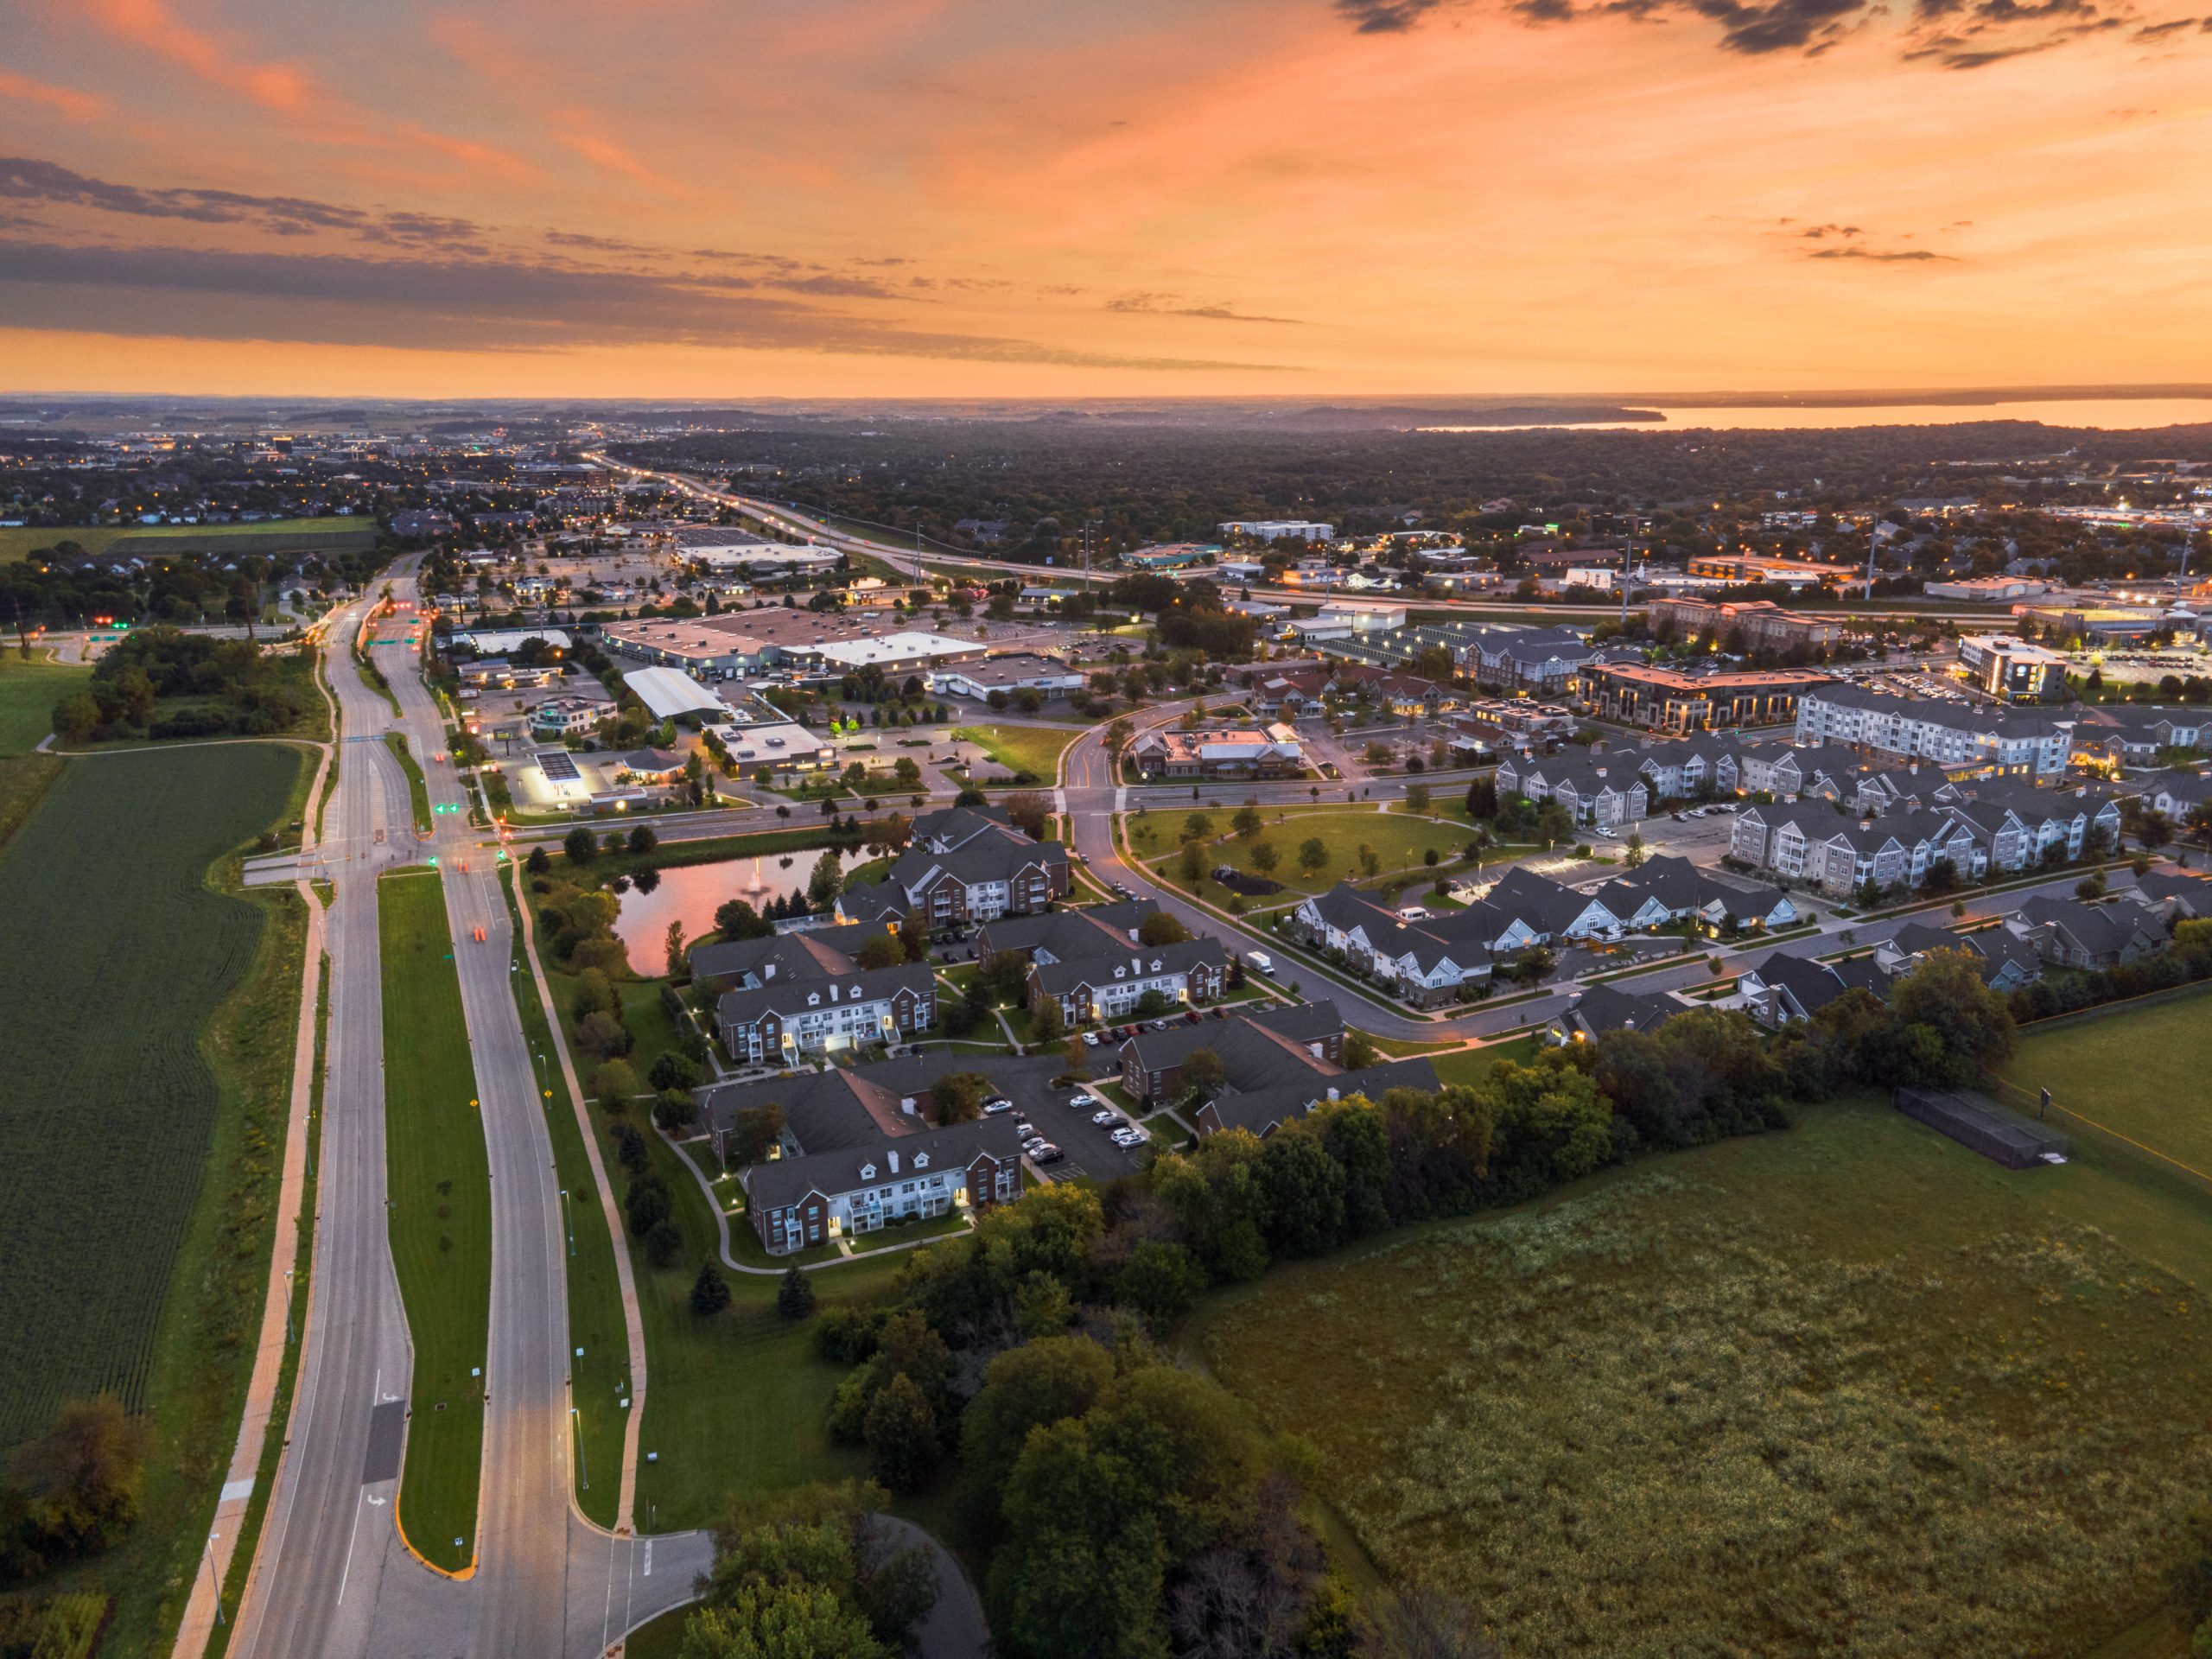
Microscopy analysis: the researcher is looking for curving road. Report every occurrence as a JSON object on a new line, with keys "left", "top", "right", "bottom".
{"left": 228, "top": 570, "right": 709, "bottom": 1659}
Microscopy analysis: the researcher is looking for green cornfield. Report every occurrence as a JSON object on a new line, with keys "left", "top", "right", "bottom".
{"left": 0, "top": 745, "right": 301, "bottom": 1445}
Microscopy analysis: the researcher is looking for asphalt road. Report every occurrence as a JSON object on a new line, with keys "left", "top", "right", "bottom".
{"left": 231, "top": 574, "right": 709, "bottom": 1659}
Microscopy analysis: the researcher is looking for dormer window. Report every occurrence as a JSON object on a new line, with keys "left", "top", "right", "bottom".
{"left": 807, "top": 991, "right": 821, "bottom": 1007}
{"left": 859, "top": 1162, "right": 876, "bottom": 1180}
{"left": 1114, "top": 966, "right": 1126, "bottom": 979}
{"left": 1149, "top": 959, "right": 1162, "bottom": 972}
{"left": 912, "top": 1153, "right": 930, "bottom": 1169}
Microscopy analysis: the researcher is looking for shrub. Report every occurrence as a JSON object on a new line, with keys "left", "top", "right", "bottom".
{"left": 644, "top": 1218, "right": 682, "bottom": 1268}
{"left": 690, "top": 1261, "right": 731, "bottom": 1317}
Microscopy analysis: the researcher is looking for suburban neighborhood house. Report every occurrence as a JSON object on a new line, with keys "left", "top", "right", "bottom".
{"left": 1194, "top": 1056, "right": 1444, "bottom": 1139}
{"left": 715, "top": 962, "right": 936, "bottom": 1063}
{"left": 864, "top": 804, "right": 1071, "bottom": 926}
{"left": 1130, "top": 724, "right": 1306, "bottom": 780}
{"left": 1120, "top": 1001, "right": 1347, "bottom": 1105}
{"left": 975, "top": 901, "right": 1229, "bottom": 1025}
{"left": 740, "top": 1117, "right": 1026, "bottom": 1255}
{"left": 1492, "top": 753, "right": 1650, "bottom": 829}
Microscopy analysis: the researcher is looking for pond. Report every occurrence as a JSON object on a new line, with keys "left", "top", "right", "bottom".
{"left": 610, "top": 847, "right": 832, "bottom": 973}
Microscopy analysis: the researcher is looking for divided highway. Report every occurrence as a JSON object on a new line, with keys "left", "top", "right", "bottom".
{"left": 229, "top": 572, "right": 706, "bottom": 1659}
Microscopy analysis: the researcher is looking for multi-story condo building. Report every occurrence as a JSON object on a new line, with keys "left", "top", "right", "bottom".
{"left": 1793, "top": 684, "right": 2069, "bottom": 780}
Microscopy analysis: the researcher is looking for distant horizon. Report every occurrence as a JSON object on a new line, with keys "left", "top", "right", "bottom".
{"left": 8, "top": 385, "right": 2212, "bottom": 413}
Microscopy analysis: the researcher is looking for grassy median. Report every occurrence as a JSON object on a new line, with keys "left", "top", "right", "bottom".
{"left": 385, "top": 731, "right": 432, "bottom": 836}
{"left": 499, "top": 864, "right": 629, "bottom": 1528}
{"left": 379, "top": 868, "right": 490, "bottom": 1572}
{"left": 952, "top": 721, "right": 1076, "bottom": 784}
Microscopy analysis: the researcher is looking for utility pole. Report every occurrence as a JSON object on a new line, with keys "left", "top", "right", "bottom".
{"left": 1866, "top": 514, "right": 1880, "bottom": 596}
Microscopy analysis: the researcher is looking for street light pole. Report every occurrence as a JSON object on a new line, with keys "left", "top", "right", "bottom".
{"left": 202, "top": 1534, "right": 226, "bottom": 1626}
{"left": 284, "top": 1268, "right": 295, "bottom": 1345}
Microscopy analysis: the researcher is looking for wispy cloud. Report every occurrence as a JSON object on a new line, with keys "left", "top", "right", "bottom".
{"left": 0, "top": 238, "right": 1303, "bottom": 372}
{"left": 1106, "top": 291, "right": 1305, "bottom": 323}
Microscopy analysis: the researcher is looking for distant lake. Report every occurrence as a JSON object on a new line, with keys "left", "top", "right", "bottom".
{"left": 611, "top": 849, "right": 830, "bottom": 973}
{"left": 1421, "top": 398, "right": 2212, "bottom": 433}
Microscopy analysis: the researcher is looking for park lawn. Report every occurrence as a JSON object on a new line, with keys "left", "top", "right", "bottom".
{"left": 0, "top": 744, "right": 308, "bottom": 1654}
{"left": 1133, "top": 807, "right": 1473, "bottom": 897}
{"left": 378, "top": 869, "right": 492, "bottom": 1573}
{"left": 498, "top": 868, "right": 628, "bottom": 1528}
{"left": 1198, "top": 1095, "right": 2212, "bottom": 1659}
{"left": 0, "top": 652, "right": 92, "bottom": 754}
{"left": 952, "top": 721, "right": 1076, "bottom": 783}
{"left": 2004, "top": 984, "right": 2212, "bottom": 1178}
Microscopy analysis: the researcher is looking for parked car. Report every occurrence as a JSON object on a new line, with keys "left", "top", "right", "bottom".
{"left": 1091, "top": 1109, "right": 1120, "bottom": 1126}
{"left": 1211, "top": 1007, "right": 1228, "bottom": 1020}
{"left": 1111, "top": 1129, "right": 1146, "bottom": 1148}
{"left": 1081, "top": 1030, "right": 1102, "bottom": 1046}
{"left": 1247, "top": 950, "right": 1275, "bottom": 976}
{"left": 982, "top": 1099, "right": 1014, "bottom": 1115}
{"left": 1183, "top": 1009, "right": 1202, "bottom": 1023}
{"left": 1033, "top": 1144, "right": 1065, "bottom": 1165}
{"left": 1066, "top": 1095, "right": 1091, "bottom": 1109}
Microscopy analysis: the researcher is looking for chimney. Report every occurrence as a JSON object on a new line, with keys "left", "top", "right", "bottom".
{"left": 1326, "top": 1087, "right": 1340, "bottom": 1101}
{"left": 887, "top": 1147, "right": 900, "bottom": 1173}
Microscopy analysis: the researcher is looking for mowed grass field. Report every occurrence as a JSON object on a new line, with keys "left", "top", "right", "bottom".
{"left": 2005, "top": 985, "right": 2212, "bottom": 1176}
{"left": 0, "top": 517, "right": 368, "bottom": 563}
{"left": 378, "top": 869, "right": 491, "bottom": 1572}
{"left": 0, "top": 746, "right": 302, "bottom": 1444}
{"left": 1134, "top": 804, "right": 1474, "bottom": 895}
{"left": 953, "top": 721, "right": 1076, "bottom": 783}
{"left": 0, "top": 652, "right": 92, "bottom": 755}
{"left": 1198, "top": 1096, "right": 2212, "bottom": 1659}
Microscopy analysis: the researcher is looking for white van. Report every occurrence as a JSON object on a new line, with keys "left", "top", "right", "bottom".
{"left": 1246, "top": 950, "right": 1275, "bottom": 976}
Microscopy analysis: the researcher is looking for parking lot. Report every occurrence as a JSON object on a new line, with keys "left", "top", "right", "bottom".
{"left": 861, "top": 1049, "right": 1149, "bottom": 1184}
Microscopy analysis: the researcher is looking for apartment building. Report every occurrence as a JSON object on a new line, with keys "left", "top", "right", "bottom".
{"left": 1793, "top": 684, "right": 2069, "bottom": 780}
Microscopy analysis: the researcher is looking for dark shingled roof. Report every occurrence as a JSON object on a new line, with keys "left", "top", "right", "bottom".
{"left": 742, "top": 1116, "right": 1027, "bottom": 1212}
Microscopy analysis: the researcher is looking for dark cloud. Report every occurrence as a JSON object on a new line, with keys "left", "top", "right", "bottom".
{"left": 1335, "top": 0, "right": 1454, "bottom": 29}
{"left": 1339, "top": 0, "right": 2205, "bottom": 60}
{"left": 0, "top": 238, "right": 1299, "bottom": 372}
{"left": 1799, "top": 222, "right": 1866, "bottom": 238}
{"left": 0, "top": 156, "right": 489, "bottom": 248}
{"left": 1806, "top": 245, "right": 1954, "bottom": 260}
{"left": 1106, "top": 292, "right": 1305, "bottom": 324}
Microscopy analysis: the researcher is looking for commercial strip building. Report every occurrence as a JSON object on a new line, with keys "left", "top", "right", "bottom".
{"left": 2010, "top": 601, "right": 2168, "bottom": 643}
{"left": 930, "top": 653, "right": 1089, "bottom": 700}
{"left": 1129, "top": 723, "right": 1306, "bottom": 780}
{"left": 620, "top": 665, "right": 724, "bottom": 721}
{"left": 813, "top": 632, "right": 985, "bottom": 676}
{"left": 1217, "top": 520, "right": 1334, "bottom": 543}
{"left": 1684, "top": 553, "right": 1850, "bottom": 590}
{"left": 1579, "top": 662, "right": 1832, "bottom": 733}
{"left": 1646, "top": 597, "right": 1847, "bottom": 653}
{"left": 1955, "top": 634, "right": 2069, "bottom": 702}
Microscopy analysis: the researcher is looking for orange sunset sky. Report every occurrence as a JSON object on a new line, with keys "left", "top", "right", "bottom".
{"left": 2, "top": 0, "right": 2209, "bottom": 398}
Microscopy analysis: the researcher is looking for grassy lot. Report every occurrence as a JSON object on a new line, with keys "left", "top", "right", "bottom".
{"left": 1198, "top": 1096, "right": 2212, "bottom": 1659}
{"left": 0, "top": 753, "right": 67, "bottom": 852}
{"left": 2005, "top": 985, "right": 2212, "bottom": 1177}
{"left": 378, "top": 869, "right": 491, "bottom": 1573}
{"left": 1353, "top": 1029, "right": 1470, "bottom": 1059}
{"left": 1130, "top": 806, "right": 1473, "bottom": 897}
{"left": 0, "top": 517, "right": 368, "bottom": 564}
{"left": 952, "top": 721, "right": 1076, "bottom": 783}
{"left": 0, "top": 652, "right": 92, "bottom": 753}
{"left": 385, "top": 731, "right": 432, "bottom": 835}
{"left": 0, "top": 744, "right": 308, "bottom": 1651}
{"left": 499, "top": 868, "right": 628, "bottom": 1528}
{"left": 1429, "top": 1033, "right": 1542, "bottom": 1089}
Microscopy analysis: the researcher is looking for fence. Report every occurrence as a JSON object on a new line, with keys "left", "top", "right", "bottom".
{"left": 1980, "top": 1067, "right": 2212, "bottom": 1213}
{"left": 1897, "top": 1086, "right": 2067, "bottom": 1169}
